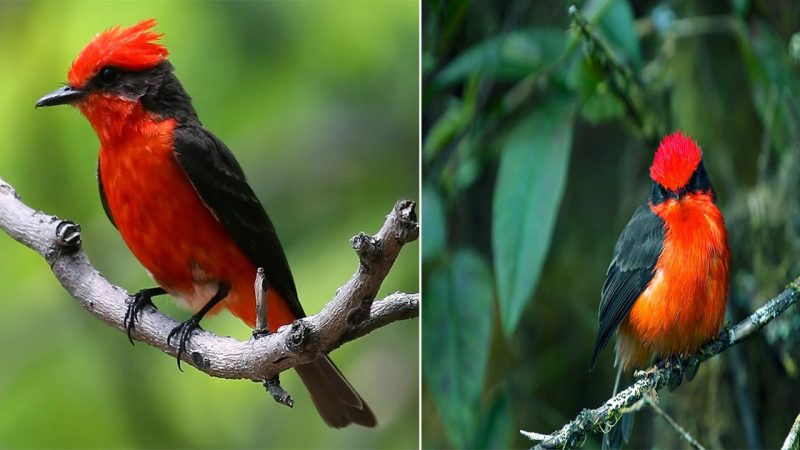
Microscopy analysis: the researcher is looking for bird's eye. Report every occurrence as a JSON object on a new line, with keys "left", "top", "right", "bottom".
{"left": 99, "top": 67, "right": 120, "bottom": 85}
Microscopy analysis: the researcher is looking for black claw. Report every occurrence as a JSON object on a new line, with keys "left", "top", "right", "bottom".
{"left": 670, "top": 355, "right": 684, "bottom": 390}
{"left": 166, "top": 283, "right": 229, "bottom": 372}
{"left": 124, "top": 287, "right": 166, "bottom": 345}
{"left": 252, "top": 328, "right": 270, "bottom": 339}
{"left": 168, "top": 317, "right": 203, "bottom": 372}
{"left": 684, "top": 358, "right": 700, "bottom": 382}
{"left": 657, "top": 354, "right": 685, "bottom": 391}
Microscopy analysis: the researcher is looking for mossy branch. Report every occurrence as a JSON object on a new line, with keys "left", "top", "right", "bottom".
{"left": 522, "top": 277, "right": 800, "bottom": 449}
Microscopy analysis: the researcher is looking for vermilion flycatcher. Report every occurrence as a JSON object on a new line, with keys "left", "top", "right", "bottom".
{"left": 592, "top": 131, "right": 730, "bottom": 370}
{"left": 591, "top": 131, "right": 729, "bottom": 448}
{"left": 36, "top": 19, "right": 375, "bottom": 428}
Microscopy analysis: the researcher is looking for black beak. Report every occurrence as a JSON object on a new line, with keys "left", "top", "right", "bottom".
{"left": 35, "top": 85, "right": 85, "bottom": 108}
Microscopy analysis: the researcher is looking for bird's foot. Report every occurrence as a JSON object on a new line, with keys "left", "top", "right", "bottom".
{"left": 168, "top": 315, "right": 204, "bottom": 372}
{"left": 656, "top": 355, "right": 687, "bottom": 390}
{"left": 684, "top": 357, "right": 700, "bottom": 382}
{"left": 124, "top": 287, "right": 165, "bottom": 345}
{"left": 252, "top": 328, "right": 270, "bottom": 339}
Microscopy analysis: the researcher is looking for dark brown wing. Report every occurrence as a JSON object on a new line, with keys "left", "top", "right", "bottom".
{"left": 171, "top": 124, "right": 303, "bottom": 318}
{"left": 591, "top": 203, "right": 665, "bottom": 368}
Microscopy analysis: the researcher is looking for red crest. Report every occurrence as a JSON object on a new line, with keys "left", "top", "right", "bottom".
{"left": 68, "top": 19, "right": 168, "bottom": 88}
{"left": 649, "top": 131, "right": 702, "bottom": 191}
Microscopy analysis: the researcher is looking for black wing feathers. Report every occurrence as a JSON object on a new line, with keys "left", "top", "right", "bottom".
{"left": 172, "top": 124, "right": 304, "bottom": 318}
{"left": 97, "top": 163, "right": 116, "bottom": 229}
{"left": 591, "top": 203, "right": 665, "bottom": 368}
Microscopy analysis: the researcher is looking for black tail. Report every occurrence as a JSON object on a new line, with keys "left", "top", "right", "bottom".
{"left": 603, "top": 364, "right": 634, "bottom": 450}
{"left": 295, "top": 355, "right": 377, "bottom": 428}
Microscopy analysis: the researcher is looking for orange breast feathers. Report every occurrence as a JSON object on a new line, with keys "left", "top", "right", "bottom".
{"left": 95, "top": 100, "right": 296, "bottom": 330}
{"left": 617, "top": 192, "right": 730, "bottom": 370}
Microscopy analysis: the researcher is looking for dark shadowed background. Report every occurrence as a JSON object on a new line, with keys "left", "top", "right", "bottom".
{"left": 0, "top": 1, "right": 418, "bottom": 448}
{"left": 422, "top": 0, "right": 800, "bottom": 448}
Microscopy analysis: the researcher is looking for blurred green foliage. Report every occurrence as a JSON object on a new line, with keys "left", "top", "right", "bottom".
{"left": 423, "top": 0, "right": 800, "bottom": 448}
{"left": 0, "top": 1, "right": 418, "bottom": 448}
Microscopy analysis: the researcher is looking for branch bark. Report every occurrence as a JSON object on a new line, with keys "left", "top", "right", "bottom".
{"left": 522, "top": 277, "right": 800, "bottom": 449}
{"left": 782, "top": 412, "right": 800, "bottom": 450}
{"left": 0, "top": 176, "right": 419, "bottom": 383}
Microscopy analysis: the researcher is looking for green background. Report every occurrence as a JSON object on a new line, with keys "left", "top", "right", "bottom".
{"left": 423, "top": 0, "right": 800, "bottom": 448}
{"left": 0, "top": 1, "right": 418, "bottom": 448}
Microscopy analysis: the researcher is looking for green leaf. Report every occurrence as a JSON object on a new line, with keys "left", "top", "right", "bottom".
{"left": 744, "top": 20, "right": 800, "bottom": 155}
{"left": 434, "top": 28, "right": 566, "bottom": 87}
{"left": 472, "top": 387, "right": 514, "bottom": 449}
{"left": 422, "top": 249, "right": 494, "bottom": 447}
{"left": 599, "top": 0, "right": 641, "bottom": 67}
{"left": 492, "top": 95, "right": 575, "bottom": 337}
{"left": 421, "top": 183, "right": 447, "bottom": 262}
{"left": 583, "top": 0, "right": 641, "bottom": 67}
{"left": 422, "top": 92, "right": 475, "bottom": 164}
{"left": 569, "top": 56, "right": 624, "bottom": 123}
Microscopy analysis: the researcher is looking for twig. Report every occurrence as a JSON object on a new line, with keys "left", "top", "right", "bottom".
{"left": 568, "top": 5, "right": 663, "bottom": 148}
{"left": 254, "top": 267, "right": 269, "bottom": 335}
{"left": 782, "top": 412, "right": 800, "bottom": 450}
{"left": 0, "top": 176, "right": 419, "bottom": 384}
{"left": 263, "top": 376, "right": 294, "bottom": 408}
{"left": 645, "top": 397, "right": 706, "bottom": 450}
{"left": 522, "top": 276, "right": 800, "bottom": 450}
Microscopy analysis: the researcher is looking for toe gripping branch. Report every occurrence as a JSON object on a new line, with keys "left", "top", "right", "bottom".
{"left": 124, "top": 287, "right": 167, "bottom": 344}
{"left": 654, "top": 354, "right": 698, "bottom": 392}
{"left": 167, "top": 283, "right": 230, "bottom": 372}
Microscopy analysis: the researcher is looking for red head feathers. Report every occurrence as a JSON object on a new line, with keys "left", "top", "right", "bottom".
{"left": 649, "top": 131, "right": 702, "bottom": 191}
{"left": 68, "top": 19, "right": 168, "bottom": 89}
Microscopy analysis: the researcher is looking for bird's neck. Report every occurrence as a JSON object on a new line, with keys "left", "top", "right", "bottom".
{"left": 80, "top": 94, "right": 174, "bottom": 149}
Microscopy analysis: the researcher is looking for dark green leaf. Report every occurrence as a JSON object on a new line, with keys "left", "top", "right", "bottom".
{"left": 744, "top": 20, "right": 800, "bottom": 155}
{"left": 492, "top": 95, "right": 575, "bottom": 337}
{"left": 421, "top": 183, "right": 447, "bottom": 262}
{"left": 423, "top": 98, "right": 471, "bottom": 163}
{"left": 599, "top": 0, "right": 641, "bottom": 67}
{"left": 472, "top": 387, "right": 513, "bottom": 449}
{"left": 569, "top": 56, "right": 625, "bottom": 123}
{"left": 583, "top": 0, "right": 641, "bottom": 67}
{"left": 422, "top": 249, "right": 494, "bottom": 447}
{"left": 434, "top": 28, "right": 566, "bottom": 87}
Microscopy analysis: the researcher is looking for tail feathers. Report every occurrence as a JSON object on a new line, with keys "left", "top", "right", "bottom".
{"left": 603, "top": 364, "right": 634, "bottom": 450}
{"left": 603, "top": 413, "right": 634, "bottom": 450}
{"left": 295, "top": 355, "right": 377, "bottom": 428}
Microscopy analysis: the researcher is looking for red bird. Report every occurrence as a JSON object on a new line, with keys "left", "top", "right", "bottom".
{"left": 36, "top": 19, "right": 375, "bottom": 428}
{"left": 592, "top": 131, "right": 730, "bottom": 371}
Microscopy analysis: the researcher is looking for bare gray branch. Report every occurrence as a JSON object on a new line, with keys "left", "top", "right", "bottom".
{"left": 0, "top": 176, "right": 419, "bottom": 383}
{"left": 782, "top": 412, "right": 800, "bottom": 450}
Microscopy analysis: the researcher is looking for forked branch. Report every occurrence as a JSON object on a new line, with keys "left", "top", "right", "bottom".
{"left": 0, "top": 176, "right": 419, "bottom": 383}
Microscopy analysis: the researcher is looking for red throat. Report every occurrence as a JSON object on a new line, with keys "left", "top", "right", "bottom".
{"left": 78, "top": 94, "right": 154, "bottom": 148}
{"left": 618, "top": 192, "right": 729, "bottom": 370}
